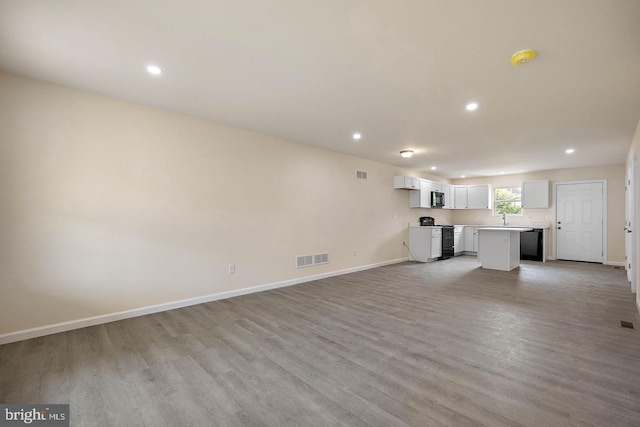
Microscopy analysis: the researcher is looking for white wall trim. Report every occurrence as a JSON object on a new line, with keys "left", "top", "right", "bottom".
{"left": 605, "top": 261, "right": 625, "bottom": 267}
{"left": 0, "top": 257, "right": 409, "bottom": 345}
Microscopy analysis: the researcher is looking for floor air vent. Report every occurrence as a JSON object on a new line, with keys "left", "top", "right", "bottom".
{"left": 297, "top": 253, "right": 329, "bottom": 268}
{"left": 620, "top": 321, "right": 634, "bottom": 329}
{"left": 356, "top": 170, "right": 368, "bottom": 180}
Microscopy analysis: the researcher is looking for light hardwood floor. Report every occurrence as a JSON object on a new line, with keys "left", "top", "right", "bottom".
{"left": 1, "top": 257, "right": 640, "bottom": 426}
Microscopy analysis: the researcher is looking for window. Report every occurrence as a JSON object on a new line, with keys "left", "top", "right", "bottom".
{"left": 495, "top": 187, "right": 522, "bottom": 215}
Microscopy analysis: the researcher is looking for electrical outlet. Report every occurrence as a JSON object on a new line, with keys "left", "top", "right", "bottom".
{"left": 545, "top": 214, "right": 552, "bottom": 220}
{"left": 228, "top": 264, "right": 235, "bottom": 274}
{"left": 352, "top": 249, "right": 356, "bottom": 256}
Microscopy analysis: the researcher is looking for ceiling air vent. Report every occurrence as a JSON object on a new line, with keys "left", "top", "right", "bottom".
{"left": 297, "top": 253, "right": 329, "bottom": 268}
{"left": 356, "top": 170, "right": 368, "bottom": 180}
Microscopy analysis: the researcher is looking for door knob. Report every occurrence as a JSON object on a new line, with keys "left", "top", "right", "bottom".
{"left": 627, "top": 229, "right": 633, "bottom": 233}
{"left": 558, "top": 227, "right": 562, "bottom": 230}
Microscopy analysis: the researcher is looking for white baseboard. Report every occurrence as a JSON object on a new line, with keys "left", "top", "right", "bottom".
{"left": 605, "top": 261, "right": 625, "bottom": 267}
{"left": 0, "top": 257, "right": 409, "bottom": 345}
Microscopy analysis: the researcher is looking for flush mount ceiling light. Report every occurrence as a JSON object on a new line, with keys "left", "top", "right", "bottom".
{"left": 466, "top": 102, "right": 478, "bottom": 111}
{"left": 146, "top": 64, "right": 162, "bottom": 75}
{"left": 352, "top": 133, "right": 361, "bottom": 140}
{"left": 510, "top": 49, "right": 536, "bottom": 66}
{"left": 565, "top": 148, "right": 575, "bottom": 154}
{"left": 400, "top": 150, "right": 414, "bottom": 158}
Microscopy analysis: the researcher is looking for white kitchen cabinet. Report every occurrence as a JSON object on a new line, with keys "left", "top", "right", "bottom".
{"left": 431, "top": 231, "right": 442, "bottom": 258}
{"left": 409, "top": 179, "right": 430, "bottom": 208}
{"left": 454, "top": 184, "right": 491, "bottom": 209}
{"left": 454, "top": 186, "right": 468, "bottom": 209}
{"left": 406, "top": 180, "right": 483, "bottom": 210}
{"left": 454, "top": 226, "right": 464, "bottom": 254}
{"left": 463, "top": 226, "right": 479, "bottom": 252}
{"left": 467, "top": 184, "right": 492, "bottom": 209}
{"left": 430, "top": 181, "right": 443, "bottom": 192}
{"left": 522, "top": 180, "right": 550, "bottom": 208}
{"left": 393, "top": 175, "right": 420, "bottom": 190}
{"left": 463, "top": 227, "right": 474, "bottom": 251}
{"left": 408, "top": 226, "right": 442, "bottom": 262}
{"left": 442, "top": 183, "right": 454, "bottom": 209}
{"left": 477, "top": 228, "right": 524, "bottom": 271}
{"left": 409, "top": 179, "right": 447, "bottom": 208}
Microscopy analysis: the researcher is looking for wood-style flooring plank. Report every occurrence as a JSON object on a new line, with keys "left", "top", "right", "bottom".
{"left": 1, "top": 257, "right": 639, "bottom": 426}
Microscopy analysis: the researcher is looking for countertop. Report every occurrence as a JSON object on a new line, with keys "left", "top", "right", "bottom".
{"left": 477, "top": 227, "right": 534, "bottom": 232}
{"left": 410, "top": 223, "right": 550, "bottom": 229}
{"left": 453, "top": 223, "right": 551, "bottom": 229}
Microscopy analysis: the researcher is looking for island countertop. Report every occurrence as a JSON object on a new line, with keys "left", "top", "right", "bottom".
{"left": 477, "top": 227, "right": 533, "bottom": 232}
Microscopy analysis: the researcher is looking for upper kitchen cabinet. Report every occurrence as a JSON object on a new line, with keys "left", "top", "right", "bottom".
{"left": 454, "top": 184, "right": 492, "bottom": 209}
{"left": 468, "top": 184, "right": 491, "bottom": 209}
{"left": 409, "top": 179, "right": 431, "bottom": 208}
{"left": 522, "top": 180, "right": 550, "bottom": 208}
{"left": 454, "top": 186, "right": 468, "bottom": 209}
{"left": 393, "top": 175, "right": 420, "bottom": 190}
{"left": 430, "top": 182, "right": 443, "bottom": 192}
{"left": 401, "top": 179, "right": 489, "bottom": 210}
{"left": 442, "top": 183, "right": 454, "bottom": 209}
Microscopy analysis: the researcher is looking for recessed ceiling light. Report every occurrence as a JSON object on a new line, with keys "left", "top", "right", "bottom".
{"left": 565, "top": 148, "right": 575, "bottom": 154}
{"left": 400, "top": 150, "right": 414, "bottom": 158}
{"left": 146, "top": 65, "right": 162, "bottom": 75}
{"left": 430, "top": 166, "right": 437, "bottom": 170}
{"left": 500, "top": 171, "right": 505, "bottom": 174}
{"left": 461, "top": 175, "right": 466, "bottom": 178}
{"left": 466, "top": 102, "right": 478, "bottom": 111}
{"left": 353, "top": 133, "right": 361, "bottom": 140}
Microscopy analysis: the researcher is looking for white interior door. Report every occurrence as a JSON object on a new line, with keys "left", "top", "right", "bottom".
{"left": 556, "top": 182, "right": 604, "bottom": 263}
{"left": 626, "top": 153, "right": 637, "bottom": 292}
{"left": 626, "top": 163, "right": 632, "bottom": 281}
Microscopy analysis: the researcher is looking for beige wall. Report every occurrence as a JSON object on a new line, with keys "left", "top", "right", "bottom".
{"left": 451, "top": 165, "right": 626, "bottom": 264}
{"left": 627, "top": 119, "right": 640, "bottom": 312}
{"left": 0, "top": 71, "right": 451, "bottom": 336}
{"left": 1, "top": 70, "right": 632, "bottom": 337}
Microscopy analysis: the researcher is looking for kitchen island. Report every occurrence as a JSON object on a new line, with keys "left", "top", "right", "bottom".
{"left": 477, "top": 227, "right": 533, "bottom": 271}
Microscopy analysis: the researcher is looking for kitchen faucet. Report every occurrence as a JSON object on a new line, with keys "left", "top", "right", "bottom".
{"left": 502, "top": 213, "right": 507, "bottom": 226}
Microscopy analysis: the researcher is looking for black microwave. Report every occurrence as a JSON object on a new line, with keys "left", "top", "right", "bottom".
{"left": 431, "top": 191, "right": 445, "bottom": 208}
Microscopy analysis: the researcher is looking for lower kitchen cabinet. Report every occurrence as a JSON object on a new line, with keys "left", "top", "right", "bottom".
{"left": 408, "top": 226, "right": 442, "bottom": 262}
{"left": 463, "top": 227, "right": 478, "bottom": 252}
{"left": 454, "top": 226, "right": 464, "bottom": 255}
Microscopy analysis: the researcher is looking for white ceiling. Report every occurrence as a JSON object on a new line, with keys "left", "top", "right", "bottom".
{"left": 1, "top": 0, "right": 639, "bottom": 178}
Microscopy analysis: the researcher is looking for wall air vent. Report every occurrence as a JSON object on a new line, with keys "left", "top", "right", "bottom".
{"left": 314, "top": 253, "right": 328, "bottom": 264}
{"left": 297, "top": 253, "right": 329, "bottom": 268}
{"left": 356, "top": 170, "right": 368, "bottom": 180}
